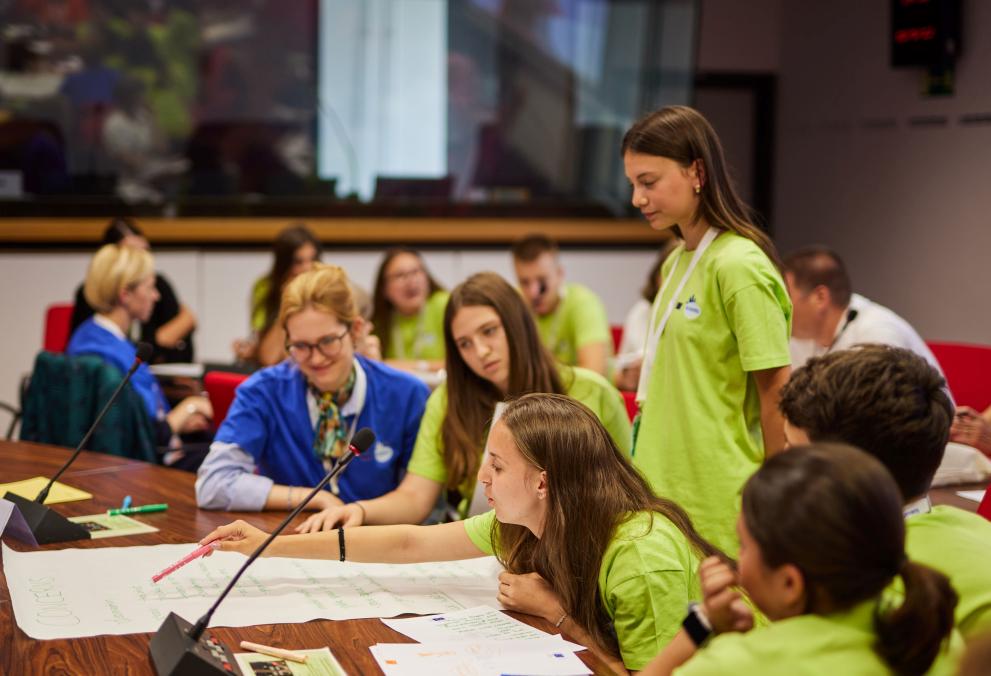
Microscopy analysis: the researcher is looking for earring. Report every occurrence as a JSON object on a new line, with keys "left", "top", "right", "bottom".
{"left": 694, "top": 185, "right": 701, "bottom": 195}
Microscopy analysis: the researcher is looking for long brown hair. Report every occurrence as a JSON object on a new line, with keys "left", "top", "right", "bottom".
{"left": 441, "top": 272, "right": 563, "bottom": 489}
{"left": 255, "top": 224, "right": 323, "bottom": 333}
{"left": 743, "top": 444, "right": 956, "bottom": 674}
{"left": 371, "top": 247, "right": 444, "bottom": 354}
{"left": 494, "top": 393, "right": 723, "bottom": 659}
{"left": 621, "top": 105, "right": 782, "bottom": 269}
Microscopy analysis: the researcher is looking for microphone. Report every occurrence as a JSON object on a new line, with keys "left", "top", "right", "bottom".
{"left": 4, "top": 342, "right": 155, "bottom": 545}
{"left": 149, "top": 428, "right": 376, "bottom": 676}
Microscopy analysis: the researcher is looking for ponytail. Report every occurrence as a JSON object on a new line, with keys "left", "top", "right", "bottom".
{"left": 874, "top": 561, "right": 957, "bottom": 675}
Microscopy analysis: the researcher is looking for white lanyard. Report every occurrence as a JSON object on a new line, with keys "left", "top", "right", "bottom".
{"left": 636, "top": 227, "right": 718, "bottom": 402}
{"left": 903, "top": 495, "right": 932, "bottom": 519}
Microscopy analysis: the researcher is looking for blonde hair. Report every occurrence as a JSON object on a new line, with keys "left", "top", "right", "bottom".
{"left": 279, "top": 263, "right": 358, "bottom": 329}
{"left": 83, "top": 244, "right": 155, "bottom": 313}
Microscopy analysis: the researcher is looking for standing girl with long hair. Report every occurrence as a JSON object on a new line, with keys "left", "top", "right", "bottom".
{"left": 296, "top": 271, "right": 630, "bottom": 531}
{"left": 623, "top": 106, "right": 792, "bottom": 554}
{"left": 643, "top": 443, "right": 959, "bottom": 675}
{"left": 203, "top": 393, "right": 721, "bottom": 673}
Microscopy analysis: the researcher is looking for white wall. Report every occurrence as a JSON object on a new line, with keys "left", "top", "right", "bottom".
{"left": 774, "top": 1, "right": 991, "bottom": 344}
{"left": 0, "top": 247, "right": 658, "bottom": 413}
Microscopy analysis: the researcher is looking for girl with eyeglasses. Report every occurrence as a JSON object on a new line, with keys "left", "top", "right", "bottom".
{"left": 196, "top": 264, "right": 430, "bottom": 513}
{"left": 371, "top": 247, "right": 449, "bottom": 371}
{"left": 295, "top": 271, "right": 630, "bottom": 532}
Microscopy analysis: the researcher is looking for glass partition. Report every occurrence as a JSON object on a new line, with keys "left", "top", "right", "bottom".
{"left": 0, "top": 0, "right": 697, "bottom": 217}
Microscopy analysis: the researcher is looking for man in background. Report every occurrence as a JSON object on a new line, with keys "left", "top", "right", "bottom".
{"left": 783, "top": 246, "right": 943, "bottom": 375}
{"left": 511, "top": 234, "right": 611, "bottom": 376}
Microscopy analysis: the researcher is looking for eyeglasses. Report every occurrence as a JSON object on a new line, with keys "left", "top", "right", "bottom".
{"left": 386, "top": 267, "right": 424, "bottom": 283}
{"left": 286, "top": 327, "right": 350, "bottom": 362}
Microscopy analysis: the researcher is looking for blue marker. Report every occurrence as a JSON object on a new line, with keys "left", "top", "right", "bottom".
{"left": 121, "top": 495, "right": 132, "bottom": 510}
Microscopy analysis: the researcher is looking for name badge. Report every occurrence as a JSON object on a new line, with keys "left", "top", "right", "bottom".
{"left": 683, "top": 295, "right": 701, "bottom": 320}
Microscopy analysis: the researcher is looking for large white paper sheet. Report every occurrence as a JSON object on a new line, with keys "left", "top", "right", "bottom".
{"left": 382, "top": 605, "right": 560, "bottom": 644}
{"left": 2, "top": 542, "right": 503, "bottom": 640}
{"left": 370, "top": 639, "right": 591, "bottom": 676}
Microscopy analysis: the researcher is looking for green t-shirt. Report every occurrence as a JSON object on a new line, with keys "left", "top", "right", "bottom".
{"left": 407, "top": 365, "right": 631, "bottom": 518}
{"left": 535, "top": 282, "right": 612, "bottom": 367}
{"left": 673, "top": 600, "right": 961, "bottom": 676}
{"left": 464, "top": 509, "right": 703, "bottom": 670}
{"left": 250, "top": 276, "right": 271, "bottom": 333}
{"left": 633, "top": 232, "right": 791, "bottom": 555}
{"left": 906, "top": 505, "right": 991, "bottom": 638}
{"left": 385, "top": 290, "right": 449, "bottom": 361}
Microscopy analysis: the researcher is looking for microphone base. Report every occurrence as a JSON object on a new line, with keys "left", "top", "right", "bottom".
{"left": 2, "top": 492, "right": 91, "bottom": 545}
{"left": 149, "top": 612, "right": 240, "bottom": 676}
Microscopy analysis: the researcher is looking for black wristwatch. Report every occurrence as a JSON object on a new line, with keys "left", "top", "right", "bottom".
{"left": 683, "top": 602, "right": 712, "bottom": 646}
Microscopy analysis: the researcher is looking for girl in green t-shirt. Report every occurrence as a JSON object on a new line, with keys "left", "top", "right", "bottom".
{"left": 202, "top": 393, "right": 721, "bottom": 673}
{"left": 622, "top": 106, "right": 793, "bottom": 555}
{"left": 371, "top": 247, "right": 449, "bottom": 370}
{"left": 643, "top": 443, "right": 958, "bottom": 676}
{"left": 294, "top": 271, "right": 630, "bottom": 531}
{"left": 235, "top": 224, "right": 322, "bottom": 366}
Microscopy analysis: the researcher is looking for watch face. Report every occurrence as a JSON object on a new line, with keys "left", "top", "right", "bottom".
{"left": 683, "top": 605, "right": 712, "bottom": 646}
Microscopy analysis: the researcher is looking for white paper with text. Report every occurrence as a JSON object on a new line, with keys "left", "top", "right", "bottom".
{"left": 2, "top": 542, "right": 503, "bottom": 639}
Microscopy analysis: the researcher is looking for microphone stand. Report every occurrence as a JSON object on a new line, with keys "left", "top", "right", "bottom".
{"left": 4, "top": 344, "right": 153, "bottom": 544}
{"left": 149, "top": 430, "right": 374, "bottom": 676}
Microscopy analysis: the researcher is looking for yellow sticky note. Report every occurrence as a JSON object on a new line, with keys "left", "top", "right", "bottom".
{"left": 0, "top": 477, "right": 92, "bottom": 504}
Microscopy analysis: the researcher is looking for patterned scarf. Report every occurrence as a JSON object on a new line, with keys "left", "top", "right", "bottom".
{"left": 311, "top": 367, "right": 357, "bottom": 462}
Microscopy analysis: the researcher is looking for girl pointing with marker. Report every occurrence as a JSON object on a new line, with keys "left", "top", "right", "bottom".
{"left": 202, "top": 393, "right": 723, "bottom": 673}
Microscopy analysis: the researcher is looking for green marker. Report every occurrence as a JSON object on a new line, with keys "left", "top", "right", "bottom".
{"left": 108, "top": 503, "right": 168, "bottom": 516}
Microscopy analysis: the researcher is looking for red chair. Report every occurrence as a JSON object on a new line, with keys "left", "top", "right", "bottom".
{"left": 43, "top": 303, "right": 74, "bottom": 353}
{"left": 622, "top": 390, "right": 638, "bottom": 422}
{"left": 203, "top": 371, "right": 250, "bottom": 428}
{"left": 611, "top": 325, "right": 623, "bottom": 354}
{"left": 927, "top": 341, "right": 991, "bottom": 411}
{"left": 978, "top": 490, "right": 991, "bottom": 523}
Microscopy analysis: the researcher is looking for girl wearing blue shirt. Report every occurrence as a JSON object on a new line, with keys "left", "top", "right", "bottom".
{"left": 67, "top": 244, "right": 212, "bottom": 469}
{"left": 195, "top": 264, "right": 430, "bottom": 512}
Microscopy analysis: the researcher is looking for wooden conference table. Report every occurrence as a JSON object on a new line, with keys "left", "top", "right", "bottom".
{"left": 0, "top": 441, "right": 610, "bottom": 675}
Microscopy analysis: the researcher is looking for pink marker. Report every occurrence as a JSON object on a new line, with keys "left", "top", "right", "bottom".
{"left": 152, "top": 542, "right": 219, "bottom": 583}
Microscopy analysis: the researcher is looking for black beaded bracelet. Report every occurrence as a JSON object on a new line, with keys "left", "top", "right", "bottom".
{"left": 338, "top": 527, "right": 346, "bottom": 562}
